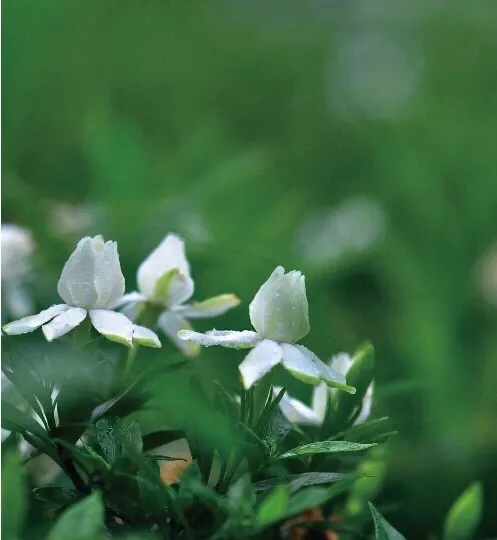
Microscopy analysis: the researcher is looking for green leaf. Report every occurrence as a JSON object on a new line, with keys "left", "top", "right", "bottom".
{"left": 48, "top": 492, "right": 104, "bottom": 540}
{"left": 34, "top": 487, "right": 83, "bottom": 508}
{"left": 278, "top": 441, "right": 376, "bottom": 459}
{"left": 253, "top": 472, "right": 352, "bottom": 493}
{"left": 1, "top": 398, "right": 50, "bottom": 441}
{"left": 96, "top": 417, "right": 142, "bottom": 465}
{"left": 369, "top": 502, "right": 406, "bottom": 540}
{"left": 256, "top": 485, "right": 289, "bottom": 526}
{"left": 228, "top": 474, "right": 255, "bottom": 517}
{"left": 443, "top": 482, "right": 483, "bottom": 540}
{"left": 1, "top": 452, "right": 26, "bottom": 540}
{"left": 185, "top": 379, "right": 214, "bottom": 484}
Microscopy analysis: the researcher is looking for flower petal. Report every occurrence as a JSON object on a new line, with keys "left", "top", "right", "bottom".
{"left": 42, "top": 307, "right": 87, "bottom": 341}
{"left": 175, "top": 294, "right": 240, "bottom": 319}
{"left": 280, "top": 343, "right": 322, "bottom": 384}
{"left": 57, "top": 237, "right": 98, "bottom": 308}
{"left": 93, "top": 241, "right": 125, "bottom": 309}
{"left": 295, "top": 345, "right": 355, "bottom": 394}
{"left": 112, "top": 292, "right": 147, "bottom": 309}
{"left": 3, "top": 304, "right": 69, "bottom": 335}
{"left": 177, "top": 329, "right": 261, "bottom": 349}
{"left": 157, "top": 311, "right": 200, "bottom": 357}
{"left": 273, "top": 386, "right": 323, "bottom": 425}
{"left": 311, "top": 382, "right": 329, "bottom": 423}
{"left": 239, "top": 339, "right": 282, "bottom": 389}
{"left": 89, "top": 309, "right": 134, "bottom": 347}
{"left": 329, "top": 353, "right": 354, "bottom": 375}
{"left": 137, "top": 234, "right": 194, "bottom": 304}
{"left": 133, "top": 325, "right": 161, "bottom": 348}
{"left": 355, "top": 383, "right": 374, "bottom": 425}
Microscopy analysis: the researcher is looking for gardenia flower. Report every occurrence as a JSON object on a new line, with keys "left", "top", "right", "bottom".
{"left": 178, "top": 266, "right": 355, "bottom": 392}
{"left": 1, "top": 223, "right": 35, "bottom": 319}
{"left": 275, "top": 353, "right": 374, "bottom": 426}
{"left": 115, "top": 233, "right": 240, "bottom": 356}
{"left": 3, "top": 236, "right": 160, "bottom": 348}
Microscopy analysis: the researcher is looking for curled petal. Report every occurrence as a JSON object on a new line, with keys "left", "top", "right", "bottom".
{"left": 157, "top": 268, "right": 194, "bottom": 308}
{"left": 3, "top": 304, "right": 68, "bottom": 335}
{"left": 113, "top": 292, "right": 147, "bottom": 309}
{"left": 89, "top": 309, "right": 134, "bottom": 347}
{"left": 239, "top": 339, "right": 282, "bottom": 389}
{"left": 273, "top": 386, "right": 323, "bottom": 425}
{"left": 177, "top": 329, "right": 261, "bottom": 349}
{"left": 249, "top": 266, "right": 309, "bottom": 343}
{"left": 42, "top": 307, "right": 87, "bottom": 341}
{"left": 57, "top": 237, "right": 98, "bottom": 308}
{"left": 158, "top": 311, "right": 200, "bottom": 356}
{"left": 280, "top": 343, "right": 322, "bottom": 384}
{"left": 295, "top": 345, "right": 355, "bottom": 394}
{"left": 93, "top": 241, "right": 125, "bottom": 309}
{"left": 175, "top": 294, "right": 240, "bottom": 319}
{"left": 137, "top": 234, "right": 194, "bottom": 304}
{"left": 311, "top": 382, "right": 329, "bottom": 422}
{"left": 133, "top": 325, "right": 161, "bottom": 348}
{"left": 329, "top": 353, "right": 354, "bottom": 375}
{"left": 355, "top": 383, "right": 374, "bottom": 425}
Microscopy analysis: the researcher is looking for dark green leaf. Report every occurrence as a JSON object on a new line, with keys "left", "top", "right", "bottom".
{"left": 228, "top": 474, "right": 255, "bottom": 516}
{"left": 443, "top": 483, "right": 483, "bottom": 540}
{"left": 48, "top": 492, "right": 104, "bottom": 540}
{"left": 34, "top": 487, "right": 83, "bottom": 508}
{"left": 369, "top": 502, "right": 406, "bottom": 540}
{"left": 278, "top": 441, "right": 376, "bottom": 459}
{"left": 1, "top": 398, "right": 50, "bottom": 442}
{"left": 1, "top": 452, "right": 26, "bottom": 539}
{"left": 253, "top": 472, "right": 352, "bottom": 493}
{"left": 95, "top": 417, "right": 142, "bottom": 465}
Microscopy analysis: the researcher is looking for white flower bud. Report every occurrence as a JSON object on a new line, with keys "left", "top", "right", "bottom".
{"left": 249, "top": 266, "right": 309, "bottom": 343}
{"left": 57, "top": 236, "right": 125, "bottom": 309}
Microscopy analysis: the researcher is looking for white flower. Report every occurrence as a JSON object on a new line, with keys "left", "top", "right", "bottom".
{"left": 3, "top": 236, "right": 160, "bottom": 348}
{"left": 275, "top": 353, "right": 374, "bottom": 426}
{"left": 1, "top": 224, "right": 35, "bottom": 319}
{"left": 178, "top": 266, "right": 355, "bottom": 393}
{"left": 115, "top": 233, "right": 240, "bottom": 356}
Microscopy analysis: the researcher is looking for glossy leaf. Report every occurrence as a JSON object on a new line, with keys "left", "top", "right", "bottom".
{"left": 48, "top": 492, "right": 104, "bottom": 540}
{"left": 369, "top": 502, "right": 406, "bottom": 540}
{"left": 443, "top": 483, "right": 483, "bottom": 540}
{"left": 253, "top": 472, "right": 352, "bottom": 493}
{"left": 278, "top": 440, "right": 376, "bottom": 459}
{"left": 256, "top": 485, "right": 289, "bottom": 526}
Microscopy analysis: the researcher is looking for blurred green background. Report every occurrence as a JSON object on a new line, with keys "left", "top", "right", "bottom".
{"left": 3, "top": 0, "right": 497, "bottom": 537}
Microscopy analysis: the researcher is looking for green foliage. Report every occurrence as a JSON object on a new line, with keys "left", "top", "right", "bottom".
{"left": 48, "top": 492, "right": 104, "bottom": 540}
{"left": 443, "top": 483, "right": 483, "bottom": 540}
{"left": 369, "top": 503, "right": 406, "bottom": 540}
{"left": 1, "top": 452, "right": 26, "bottom": 540}
{"left": 278, "top": 441, "right": 376, "bottom": 460}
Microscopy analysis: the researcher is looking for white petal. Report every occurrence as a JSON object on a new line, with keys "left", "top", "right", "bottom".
{"left": 295, "top": 345, "right": 355, "bottom": 394}
{"left": 89, "top": 309, "right": 134, "bottom": 347}
{"left": 133, "top": 325, "right": 161, "bottom": 348}
{"left": 42, "top": 307, "right": 87, "bottom": 341}
{"left": 239, "top": 340, "right": 282, "bottom": 389}
{"left": 273, "top": 386, "right": 323, "bottom": 426}
{"left": 355, "top": 383, "right": 374, "bottom": 425}
{"left": 177, "top": 329, "right": 261, "bottom": 349}
{"left": 112, "top": 292, "right": 147, "bottom": 309}
{"left": 311, "top": 382, "right": 329, "bottom": 423}
{"left": 280, "top": 343, "right": 322, "bottom": 384}
{"left": 57, "top": 237, "right": 98, "bottom": 308}
{"left": 329, "top": 353, "right": 354, "bottom": 375}
{"left": 157, "top": 311, "right": 200, "bottom": 357}
{"left": 93, "top": 241, "right": 125, "bottom": 309}
{"left": 175, "top": 294, "right": 240, "bottom": 319}
{"left": 3, "top": 304, "right": 69, "bottom": 335}
{"left": 137, "top": 234, "right": 194, "bottom": 303}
